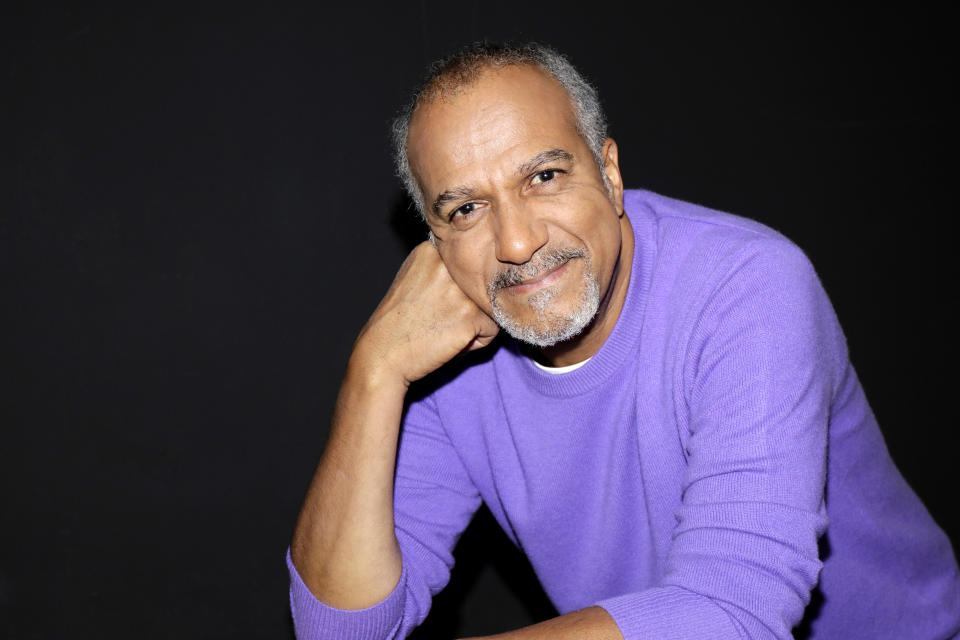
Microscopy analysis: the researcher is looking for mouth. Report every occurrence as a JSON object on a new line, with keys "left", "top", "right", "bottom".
{"left": 505, "top": 259, "right": 571, "bottom": 296}
{"left": 489, "top": 247, "right": 587, "bottom": 301}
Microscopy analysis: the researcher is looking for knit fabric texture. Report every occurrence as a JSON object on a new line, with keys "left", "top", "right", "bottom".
{"left": 288, "top": 190, "right": 960, "bottom": 639}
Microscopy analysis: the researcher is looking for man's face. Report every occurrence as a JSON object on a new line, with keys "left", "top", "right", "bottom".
{"left": 407, "top": 65, "right": 627, "bottom": 352}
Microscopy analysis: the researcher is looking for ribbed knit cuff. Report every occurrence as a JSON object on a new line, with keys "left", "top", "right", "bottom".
{"left": 596, "top": 586, "right": 739, "bottom": 640}
{"left": 286, "top": 547, "right": 405, "bottom": 640}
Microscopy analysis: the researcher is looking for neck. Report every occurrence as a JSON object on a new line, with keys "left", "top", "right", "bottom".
{"left": 531, "top": 214, "right": 635, "bottom": 367}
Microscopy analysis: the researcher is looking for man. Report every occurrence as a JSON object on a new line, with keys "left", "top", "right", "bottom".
{"left": 288, "top": 43, "right": 960, "bottom": 639}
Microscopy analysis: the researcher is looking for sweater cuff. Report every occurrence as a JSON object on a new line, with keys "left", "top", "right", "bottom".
{"left": 286, "top": 547, "right": 405, "bottom": 640}
{"left": 596, "top": 586, "right": 739, "bottom": 640}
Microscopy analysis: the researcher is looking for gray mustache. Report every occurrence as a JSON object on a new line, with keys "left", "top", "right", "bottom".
{"left": 489, "top": 247, "right": 586, "bottom": 291}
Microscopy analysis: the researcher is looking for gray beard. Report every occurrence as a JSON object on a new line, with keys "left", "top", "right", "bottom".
{"left": 487, "top": 248, "right": 602, "bottom": 348}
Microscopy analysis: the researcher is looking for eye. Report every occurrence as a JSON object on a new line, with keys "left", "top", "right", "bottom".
{"left": 449, "top": 201, "right": 478, "bottom": 222}
{"left": 530, "top": 169, "right": 560, "bottom": 185}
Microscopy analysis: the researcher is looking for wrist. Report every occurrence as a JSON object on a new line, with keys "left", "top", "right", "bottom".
{"left": 345, "top": 343, "right": 411, "bottom": 395}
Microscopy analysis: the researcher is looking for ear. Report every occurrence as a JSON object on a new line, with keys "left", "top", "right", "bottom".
{"left": 601, "top": 138, "right": 625, "bottom": 216}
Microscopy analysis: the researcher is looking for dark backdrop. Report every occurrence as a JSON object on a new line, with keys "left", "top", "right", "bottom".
{"left": 2, "top": 3, "right": 955, "bottom": 638}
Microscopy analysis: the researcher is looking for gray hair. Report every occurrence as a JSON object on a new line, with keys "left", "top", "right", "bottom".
{"left": 391, "top": 42, "right": 609, "bottom": 219}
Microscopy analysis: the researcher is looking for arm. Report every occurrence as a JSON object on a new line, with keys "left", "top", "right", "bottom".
{"left": 289, "top": 242, "right": 498, "bottom": 623}
{"left": 598, "top": 238, "right": 839, "bottom": 639}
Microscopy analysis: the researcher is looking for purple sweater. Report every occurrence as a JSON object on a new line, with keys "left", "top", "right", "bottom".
{"left": 289, "top": 190, "right": 960, "bottom": 639}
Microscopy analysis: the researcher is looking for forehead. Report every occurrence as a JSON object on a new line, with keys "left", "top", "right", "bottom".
{"left": 407, "top": 65, "right": 583, "bottom": 196}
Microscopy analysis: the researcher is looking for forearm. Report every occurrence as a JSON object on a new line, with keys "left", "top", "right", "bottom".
{"left": 290, "top": 241, "right": 498, "bottom": 617}
{"left": 462, "top": 607, "right": 622, "bottom": 640}
{"left": 290, "top": 352, "right": 408, "bottom": 610}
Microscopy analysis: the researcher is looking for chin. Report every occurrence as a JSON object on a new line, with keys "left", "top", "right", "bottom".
{"left": 492, "top": 277, "right": 601, "bottom": 348}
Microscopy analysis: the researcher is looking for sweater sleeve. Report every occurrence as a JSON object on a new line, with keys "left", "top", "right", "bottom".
{"left": 597, "top": 237, "right": 840, "bottom": 639}
{"left": 288, "top": 392, "right": 482, "bottom": 639}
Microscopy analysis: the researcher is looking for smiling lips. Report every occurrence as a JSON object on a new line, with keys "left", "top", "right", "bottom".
{"left": 488, "top": 246, "right": 587, "bottom": 299}
{"left": 506, "top": 260, "right": 571, "bottom": 295}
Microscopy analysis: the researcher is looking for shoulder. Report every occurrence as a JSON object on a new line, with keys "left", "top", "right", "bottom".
{"left": 626, "top": 189, "right": 826, "bottom": 323}
{"left": 626, "top": 188, "right": 801, "bottom": 258}
{"left": 623, "top": 189, "right": 848, "bottom": 381}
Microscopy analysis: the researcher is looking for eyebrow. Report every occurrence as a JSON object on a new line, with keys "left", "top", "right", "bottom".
{"left": 432, "top": 184, "right": 479, "bottom": 217}
{"left": 515, "top": 148, "right": 574, "bottom": 178}
{"left": 430, "top": 148, "right": 575, "bottom": 217}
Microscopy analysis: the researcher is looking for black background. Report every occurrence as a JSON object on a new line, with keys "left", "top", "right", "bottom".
{"left": 3, "top": 3, "right": 955, "bottom": 638}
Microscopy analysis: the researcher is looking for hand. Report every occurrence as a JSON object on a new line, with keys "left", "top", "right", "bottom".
{"left": 353, "top": 240, "right": 500, "bottom": 386}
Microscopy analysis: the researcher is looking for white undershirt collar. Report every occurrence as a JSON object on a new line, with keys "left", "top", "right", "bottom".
{"left": 531, "top": 356, "right": 591, "bottom": 374}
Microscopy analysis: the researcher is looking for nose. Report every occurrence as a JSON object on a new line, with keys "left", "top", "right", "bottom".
{"left": 493, "top": 200, "right": 548, "bottom": 265}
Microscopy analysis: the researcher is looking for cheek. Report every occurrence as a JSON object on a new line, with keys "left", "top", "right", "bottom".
{"left": 441, "top": 246, "right": 495, "bottom": 307}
